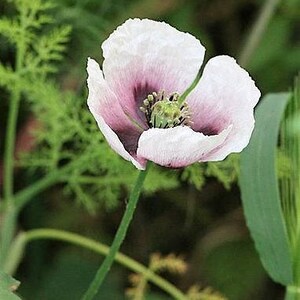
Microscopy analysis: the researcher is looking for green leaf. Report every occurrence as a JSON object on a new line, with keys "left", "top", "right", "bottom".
{"left": 0, "top": 270, "right": 21, "bottom": 300}
{"left": 240, "top": 93, "right": 293, "bottom": 285}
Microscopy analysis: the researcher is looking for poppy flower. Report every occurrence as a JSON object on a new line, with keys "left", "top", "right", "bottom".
{"left": 87, "top": 18, "right": 260, "bottom": 170}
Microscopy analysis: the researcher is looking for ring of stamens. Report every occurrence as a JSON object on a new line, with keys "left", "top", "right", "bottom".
{"left": 140, "top": 91, "right": 191, "bottom": 129}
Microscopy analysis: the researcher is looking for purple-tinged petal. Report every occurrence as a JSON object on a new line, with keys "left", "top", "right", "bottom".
{"left": 101, "top": 18, "right": 205, "bottom": 125}
{"left": 87, "top": 58, "right": 146, "bottom": 169}
{"left": 137, "top": 125, "right": 232, "bottom": 168}
{"left": 187, "top": 55, "right": 261, "bottom": 160}
{"left": 92, "top": 114, "right": 146, "bottom": 170}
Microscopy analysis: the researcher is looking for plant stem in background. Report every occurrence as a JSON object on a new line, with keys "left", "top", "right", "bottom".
{"left": 1, "top": 89, "right": 20, "bottom": 266}
{"left": 3, "top": 29, "right": 25, "bottom": 203}
{"left": 238, "top": 0, "right": 281, "bottom": 67}
{"left": 1, "top": 25, "right": 25, "bottom": 267}
{"left": 0, "top": 207, "right": 17, "bottom": 269}
{"left": 3, "top": 90, "right": 21, "bottom": 203}
{"left": 14, "top": 229, "right": 187, "bottom": 299}
{"left": 81, "top": 167, "right": 150, "bottom": 300}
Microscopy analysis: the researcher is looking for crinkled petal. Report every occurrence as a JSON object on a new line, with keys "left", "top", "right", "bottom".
{"left": 187, "top": 55, "right": 261, "bottom": 161}
{"left": 137, "top": 125, "right": 232, "bottom": 168}
{"left": 102, "top": 18, "right": 205, "bottom": 125}
{"left": 87, "top": 58, "right": 146, "bottom": 169}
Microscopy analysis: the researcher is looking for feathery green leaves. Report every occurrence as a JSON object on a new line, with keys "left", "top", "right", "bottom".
{"left": 0, "top": 0, "right": 71, "bottom": 83}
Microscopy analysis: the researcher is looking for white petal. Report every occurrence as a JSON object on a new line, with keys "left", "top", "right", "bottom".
{"left": 187, "top": 55, "right": 261, "bottom": 160}
{"left": 87, "top": 58, "right": 146, "bottom": 170}
{"left": 87, "top": 58, "right": 140, "bottom": 130}
{"left": 101, "top": 18, "right": 205, "bottom": 125}
{"left": 87, "top": 58, "right": 123, "bottom": 127}
{"left": 137, "top": 125, "right": 232, "bottom": 168}
{"left": 93, "top": 114, "right": 146, "bottom": 170}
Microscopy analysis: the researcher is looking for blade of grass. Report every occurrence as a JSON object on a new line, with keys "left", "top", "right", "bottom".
{"left": 240, "top": 93, "right": 293, "bottom": 285}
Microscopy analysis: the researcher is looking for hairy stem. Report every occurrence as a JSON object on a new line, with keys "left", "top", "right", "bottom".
{"left": 238, "top": 0, "right": 281, "bottom": 67}
{"left": 81, "top": 167, "right": 149, "bottom": 300}
{"left": 21, "top": 229, "right": 187, "bottom": 299}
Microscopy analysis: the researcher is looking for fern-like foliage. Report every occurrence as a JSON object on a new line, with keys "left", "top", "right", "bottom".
{"left": 24, "top": 25, "right": 71, "bottom": 75}
{"left": 0, "top": 64, "right": 16, "bottom": 89}
{"left": 206, "top": 154, "right": 240, "bottom": 190}
{"left": 181, "top": 154, "right": 239, "bottom": 191}
{"left": 0, "top": 0, "right": 71, "bottom": 82}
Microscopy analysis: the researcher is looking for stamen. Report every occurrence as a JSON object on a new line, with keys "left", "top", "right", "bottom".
{"left": 140, "top": 91, "right": 191, "bottom": 129}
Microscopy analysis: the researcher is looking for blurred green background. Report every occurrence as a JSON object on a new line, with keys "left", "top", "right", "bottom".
{"left": 0, "top": 0, "right": 299, "bottom": 299}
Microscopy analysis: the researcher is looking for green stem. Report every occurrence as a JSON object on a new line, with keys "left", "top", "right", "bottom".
{"left": 178, "top": 69, "right": 201, "bottom": 106}
{"left": 1, "top": 90, "right": 20, "bottom": 268}
{"left": 21, "top": 228, "right": 187, "bottom": 299}
{"left": 238, "top": 0, "right": 281, "bottom": 67}
{"left": 1, "top": 164, "right": 75, "bottom": 266}
{"left": 1, "top": 22, "right": 25, "bottom": 266}
{"left": 3, "top": 10, "right": 26, "bottom": 202}
{"left": 3, "top": 231, "right": 27, "bottom": 275}
{"left": 81, "top": 167, "right": 149, "bottom": 300}
{"left": 3, "top": 90, "right": 21, "bottom": 203}
{"left": 0, "top": 207, "right": 17, "bottom": 268}
{"left": 285, "top": 286, "right": 300, "bottom": 300}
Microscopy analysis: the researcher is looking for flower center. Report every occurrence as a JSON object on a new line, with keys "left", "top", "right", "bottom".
{"left": 140, "top": 91, "right": 191, "bottom": 128}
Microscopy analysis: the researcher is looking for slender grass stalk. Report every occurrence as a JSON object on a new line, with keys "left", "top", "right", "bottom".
{"left": 238, "top": 0, "right": 281, "bottom": 67}
{"left": 81, "top": 167, "right": 149, "bottom": 300}
{"left": 18, "top": 229, "right": 187, "bottom": 299}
